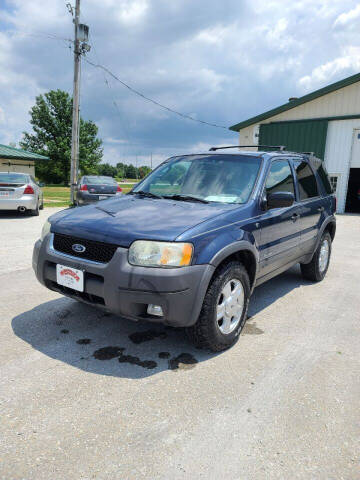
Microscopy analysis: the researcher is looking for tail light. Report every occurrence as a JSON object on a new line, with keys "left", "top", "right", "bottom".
{"left": 116, "top": 185, "right": 122, "bottom": 193}
{"left": 23, "top": 185, "right": 34, "bottom": 195}
{"left": 80, "top": 184, "right": 88, "bottom": 191}
{"left": 357, "top": 188, "right": 360, "bottom": 195}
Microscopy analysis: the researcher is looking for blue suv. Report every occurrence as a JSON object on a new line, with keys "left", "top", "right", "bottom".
{"left": 33, "top": 148, "right": 336, "bottom": 352}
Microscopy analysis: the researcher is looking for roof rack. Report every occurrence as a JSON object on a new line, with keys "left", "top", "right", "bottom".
{"left": 209, "top": 145, "right": 286, "bottom": 152}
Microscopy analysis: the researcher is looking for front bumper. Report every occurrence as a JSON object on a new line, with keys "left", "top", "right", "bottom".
{"left": 0, "top": 195, "right": 37, "bottom": 210}
{"left": 32, "top": 234, "right": 215, "bottom": 327}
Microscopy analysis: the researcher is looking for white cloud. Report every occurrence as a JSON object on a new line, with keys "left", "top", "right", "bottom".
{"left": 298, "top": 46, "right": 360, "bottom": 91}
{"left": 117, "top": 0, "right": 148, "bottom": 25}
{"left": 105, "top": 137, "right": 128, "bottom": 144}
{"left": 1, "top": 0, "right": 360, "bottom": 164}
{"left": 334, "top": 4, "right": 360, "bottom": 27}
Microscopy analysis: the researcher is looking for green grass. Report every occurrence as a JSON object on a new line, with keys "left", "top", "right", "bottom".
{"left": 43, "top": 186, "right": 71, "bottom": 207}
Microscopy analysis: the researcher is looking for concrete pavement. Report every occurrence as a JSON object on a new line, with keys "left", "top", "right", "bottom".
{"left": 0, "top": 209, "right": 359, "bottom": 479}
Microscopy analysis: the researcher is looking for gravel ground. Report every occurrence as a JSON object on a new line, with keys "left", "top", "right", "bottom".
{"left": 0, "top": 209, "right": 359, "bottom": 479}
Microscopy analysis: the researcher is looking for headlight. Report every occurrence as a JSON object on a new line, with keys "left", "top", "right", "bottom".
{"left": 41, "top": 220, "right": 51, "bottom": 241}
{"left": 129, "top": 240, "right": 193, "bottom": 267}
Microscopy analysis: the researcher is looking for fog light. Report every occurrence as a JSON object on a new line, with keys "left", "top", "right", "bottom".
{"left": 147, "top": 304, "right": 163, "bottom": 317}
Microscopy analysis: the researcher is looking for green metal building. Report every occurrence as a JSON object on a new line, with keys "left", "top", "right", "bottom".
{"left": 230, "top": 73, "right": 360, "bottom": 213}
{"left": 0, "top": 144, "right": 49, "bottom": 177}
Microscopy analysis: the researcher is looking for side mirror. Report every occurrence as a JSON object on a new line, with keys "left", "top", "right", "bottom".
{"left": 267, "top": 191, "right": 295, "bottom": 209}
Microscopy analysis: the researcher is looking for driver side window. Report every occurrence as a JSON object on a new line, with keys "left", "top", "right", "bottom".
{"left": 266, "top": 160, "right": 295, "bottom": 196}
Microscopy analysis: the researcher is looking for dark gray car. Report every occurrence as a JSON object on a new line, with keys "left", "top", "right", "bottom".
{"left": 75, "top": 176, "right": 122, "bottom": 205}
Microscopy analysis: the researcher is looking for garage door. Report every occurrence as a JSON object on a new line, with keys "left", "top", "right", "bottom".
{"left": 259, "top": 120, "right": 328, "bottom": 159}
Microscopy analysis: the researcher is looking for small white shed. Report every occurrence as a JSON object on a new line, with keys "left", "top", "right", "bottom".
{"left": 229, "top": 73, "right": 360, "bottom": 213}
{"left": 0, "top": 144, "right": 49, "bottom": 177}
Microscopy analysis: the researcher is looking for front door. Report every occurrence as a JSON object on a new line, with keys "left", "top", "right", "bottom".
{"left": 258, "top": 159, "right": 302, "bottom": 277}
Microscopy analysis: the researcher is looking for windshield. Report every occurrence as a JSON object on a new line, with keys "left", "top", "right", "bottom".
{"left": 83, "top": 176, "right": 117, "bottom": 185}
{"left": 0, "top": 173, "right": 29, "bottom": 184}
{"left": 133, "top": 155, "right": 261, "bottom": 203}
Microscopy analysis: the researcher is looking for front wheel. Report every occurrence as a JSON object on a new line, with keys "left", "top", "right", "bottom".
{"left": 300, "top": 232, "right": 332, "bottom": 282}
{"left": 186, "top": 261, "right": 250, "bottom": 352}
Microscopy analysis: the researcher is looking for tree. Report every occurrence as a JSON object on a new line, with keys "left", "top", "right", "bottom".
{"left": 125, "top": 164, "right": 137, "bottom": 179}
{"left": 138, "top": 165, "right": 151, "bottom": 178}
{"left": 20, "top": 90, "right": 103, "bottom": 184}
{"left": 116, "top": 162, "right": 127, "bottom": 179}
{"left": 97, "top": 163, "right": 117, "bottom": 177}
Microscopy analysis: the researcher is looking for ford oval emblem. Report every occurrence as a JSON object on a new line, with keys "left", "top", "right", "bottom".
{"left": 72, "top": 243, "right": 86, "bottom": 253}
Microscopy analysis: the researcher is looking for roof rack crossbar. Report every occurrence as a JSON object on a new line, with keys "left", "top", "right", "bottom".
{"left": 209, "top": 145, "right": 286, "bottom": 151}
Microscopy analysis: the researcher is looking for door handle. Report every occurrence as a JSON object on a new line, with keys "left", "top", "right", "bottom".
{"left": 291, "top": 213, "right": 300, "bottom": 221}
{"left": 317, "top": 206, "right": 324, "bottom": 212}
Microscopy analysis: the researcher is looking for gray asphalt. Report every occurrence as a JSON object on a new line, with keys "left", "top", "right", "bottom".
{"left": 0, "top": 209, "right": 359, "bottom": 479}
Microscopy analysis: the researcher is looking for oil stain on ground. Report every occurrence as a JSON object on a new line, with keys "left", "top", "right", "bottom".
{"left": 77, "top": 338, "right": 91, "bottom": 345}
{"left": 118, "top": 354, "right": 157, "bottom": 370}
{"left": 158, "top": 352, "right": 170, "bottom": 359}
{"left": 242, "top": 322, "right": 264, "bottom": 335}
{"left": 168, "top": 353, "right": 198, "bottom": 371}
{"left": 60, "top": 329, "right": 69, "bottom": 334}
{"left": 129, "top": 329, "right": 167, "bottom": 344}
{"left": 93, "top": 346, "right": 124, "bottom": 360}
{"left": 93, "top": 346, "right": 157, "bottom": 369}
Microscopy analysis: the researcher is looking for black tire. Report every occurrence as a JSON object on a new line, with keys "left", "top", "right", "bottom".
{"left": 39, "top": 198, "right": 44, "bottom": 210}
{"left": 186, "top": 261, "right": 250, "bottom": 352}
{"left": 29, "top": 200, "right": 40, "bottom": 216}
{"left": 300, "top": 231, "right": 332, "bottom": 282}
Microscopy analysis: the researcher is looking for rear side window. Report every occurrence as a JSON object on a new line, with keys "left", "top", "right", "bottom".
{"left": 312, "top": 161, "right": 333, "bottom": 194}
{"left": 294, "top": 161, "right": 319, "bottom": 200}
{"left": 265, "top": 160, "right": 295, "bottom": 195}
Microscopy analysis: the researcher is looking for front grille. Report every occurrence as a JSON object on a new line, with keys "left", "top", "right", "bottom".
{"left": 53, "top": 233, "right": 118, "bottom": 263}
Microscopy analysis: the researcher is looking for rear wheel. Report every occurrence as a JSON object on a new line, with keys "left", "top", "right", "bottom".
{"left": 186, "top": 261, "right": 250, "bottom": 352}
{"left": 29, "top": 200, "right": 40, "bottom": 216}
{"left": 300, "top": 232, "right": 332, "bottom": 282}
{"left": 39, "top": 197, "right": 44, "bottom": 210}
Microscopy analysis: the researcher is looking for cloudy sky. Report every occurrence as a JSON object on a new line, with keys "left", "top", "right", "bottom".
{"left": 1, "top": 0, "right": 360, "bottom": 168}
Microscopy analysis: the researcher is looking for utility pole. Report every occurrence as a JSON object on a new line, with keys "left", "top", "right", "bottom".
{"left": 70, "top": 0, "right": 81, "bottom": 204}
{"left": 150, "top": 152, "right": 153, "bottom": 170}
{"left": 68, "top": 1, "right": 90, "bottom": 203}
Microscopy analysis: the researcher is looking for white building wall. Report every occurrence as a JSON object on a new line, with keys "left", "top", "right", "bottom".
{"left": 324, "top": 119, "right": 360, "bottom": 213}
{"left": 0, "top": 159, "right": 35, "bottom": 176}
{"left": 238, "top": 81, "right": 360, "bottom": 149}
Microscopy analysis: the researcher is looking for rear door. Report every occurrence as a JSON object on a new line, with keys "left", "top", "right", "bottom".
{"left": 292, "top": 160, "right": 324, "bottom": 255}
{"left": 258, "top": 159, "right": 302, "bottom": 277}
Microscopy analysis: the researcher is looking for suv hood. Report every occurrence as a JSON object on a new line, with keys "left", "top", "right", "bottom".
{"left": 49, "top": 195, "right": 236, "bottom": 246}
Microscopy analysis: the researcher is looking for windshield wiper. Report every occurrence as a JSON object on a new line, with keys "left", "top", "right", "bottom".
{"left": 162, "top": 194, "right": 209, "bottom": 204}
{"left": 129, "top": 190, "right": 163, "bottom": 199}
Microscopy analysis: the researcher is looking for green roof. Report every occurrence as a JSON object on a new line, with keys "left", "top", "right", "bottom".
{"left": 229, "top": 72, "right": 360, "bottom": 131}
{"left": 0, "top": 144, "right": 49, "bottom": 161}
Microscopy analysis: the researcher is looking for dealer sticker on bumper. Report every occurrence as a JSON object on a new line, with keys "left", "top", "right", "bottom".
{"left": 56, "top": 264, "right": 84, "bottom": 292}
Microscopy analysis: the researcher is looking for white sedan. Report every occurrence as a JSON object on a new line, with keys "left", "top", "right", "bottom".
{"left": 0, "top": 172, "right": 44, "bottom": 216}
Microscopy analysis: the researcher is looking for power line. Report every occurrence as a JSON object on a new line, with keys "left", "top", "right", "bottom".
{"left": 83, "top": 57, "right": 228, "bottom": 130}
{"left": 86, "top": 32, "right": 135, "bottom": 160}
{"left": 18, "top": 28, "right": 229, "bottom": 131}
